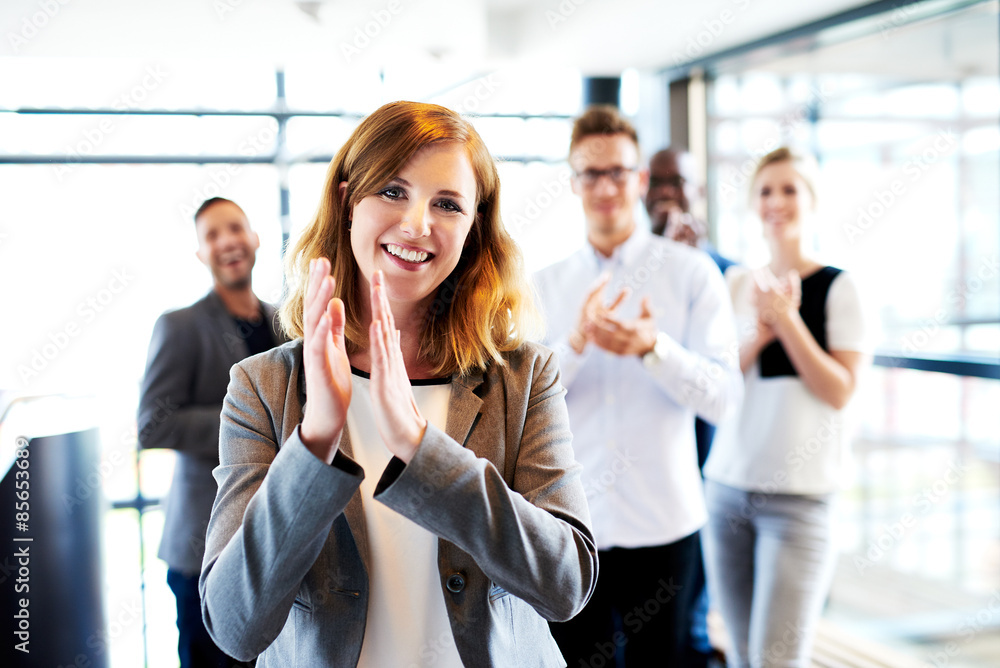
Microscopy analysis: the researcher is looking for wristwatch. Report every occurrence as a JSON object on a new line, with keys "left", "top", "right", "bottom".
{"left": 642, "top": 331, "right": 670, "bottom": 369}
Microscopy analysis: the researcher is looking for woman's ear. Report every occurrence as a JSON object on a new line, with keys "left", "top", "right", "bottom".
{"left": 339, "top": 181, "right": 352, "bottom": 227}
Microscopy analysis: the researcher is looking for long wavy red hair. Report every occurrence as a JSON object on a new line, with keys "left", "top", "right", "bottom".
{"left": 280, "top": 101, "right": 538, "bottom": 376}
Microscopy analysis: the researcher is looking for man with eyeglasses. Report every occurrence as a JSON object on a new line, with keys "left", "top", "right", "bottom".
{"left": 535, "top": 105, "right": 742, "bottom": 666}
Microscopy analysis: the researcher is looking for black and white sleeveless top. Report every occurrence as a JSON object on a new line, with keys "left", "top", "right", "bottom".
{"left": 705, "top": 265, "right": 871, "bottom": 495}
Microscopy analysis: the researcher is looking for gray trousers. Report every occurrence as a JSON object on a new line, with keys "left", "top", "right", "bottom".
{"left": 702, "top": 480, "right": 837, "bottom": 668}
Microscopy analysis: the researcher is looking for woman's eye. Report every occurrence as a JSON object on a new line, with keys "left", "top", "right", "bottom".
{"left": 437, "top": 199, "right": 462, "bottom": 213}
{"left": 379, "top": 187, "right": 404, "bottom": 199}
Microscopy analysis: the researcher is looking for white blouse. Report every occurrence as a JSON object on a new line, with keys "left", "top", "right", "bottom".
{"left": 348, "top": 371, "right": 464, "bottom": 668}
{"left": 704, "top": 267, "right": 872, "bottom": 495}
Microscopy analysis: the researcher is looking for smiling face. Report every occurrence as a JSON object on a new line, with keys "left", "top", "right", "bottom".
{"left": 752, "top": 159, "right": 814, "bottom": 244}
{"left": 571, "top": 133, "right": 645, "bottom": 246}
{"left": 348, "top": 141, "right": 477, "bottom": 311}
{"left": 195, "top": 201, "right": 259, "bottom": 289}
{"left": 645, "top": 149, "right": 694, "bottom": 235}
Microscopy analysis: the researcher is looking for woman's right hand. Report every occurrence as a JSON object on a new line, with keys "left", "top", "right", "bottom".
{"left": 752, "top": 267, "right": 801, "bottom": 329}
{"left": 739, "top": 268, "right": 799, "bottom": 371}
{"left": 300, "top": 258, "right": 352, "bottom": 464}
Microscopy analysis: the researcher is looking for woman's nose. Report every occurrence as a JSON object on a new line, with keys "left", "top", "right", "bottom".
{"left": 400, "top": 201, "right": 431, "bottom": 237}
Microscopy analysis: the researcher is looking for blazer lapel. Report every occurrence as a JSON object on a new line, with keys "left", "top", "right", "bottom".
{"left": 341, "top": 368, "right": 485, "bottom": 570}
{"left": 446, "top": 371, "right": 485, "bottom": 447}
{"left": 295, "top": 355, "right": 370, "bottom": 572}
{"left": 203, "top": 291, "right": 250, "bottom": 366}
{"left": 338, "top": 427, "right": 370, "bottom": 571}
{"left": 342, "top": 371, "right": 483, "bottom": 578}
{"left": 295, "top": 358, "right": 485, "bottom": 576}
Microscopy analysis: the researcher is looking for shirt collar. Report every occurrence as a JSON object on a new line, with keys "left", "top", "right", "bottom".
{"left": 588, "top": 224, "right": 652, "bottom": 268}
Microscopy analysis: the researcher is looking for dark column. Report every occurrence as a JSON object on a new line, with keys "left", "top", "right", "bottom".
{"left": 668, "top": 77, "right": 690, "bottom": 151}
{"left": 584, "top": 76, "right": 621, "bottom": 107}
{"left": 1, "top": 429, "right": 108, "bottom": 668}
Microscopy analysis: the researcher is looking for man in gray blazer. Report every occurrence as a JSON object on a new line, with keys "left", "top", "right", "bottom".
{"left": 138, "top": 197, "right": 285, "bottom": 668}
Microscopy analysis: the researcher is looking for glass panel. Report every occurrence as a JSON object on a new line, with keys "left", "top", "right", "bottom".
{"left": 705, "top": 2, "right": 1000, "bottom": 664}
{"left": 709, "top": 55, "right": 999, "bottom": 356}
{"left": 428, "top": 66, "right": 582, "bottom": 116}
{"left": 470, "top": 116, "right": 571, "bottom": 161}
{"left": 962, "top": 77, "right": 1000, "bottom": 116}
{"left": 0, "top": 114, "right": 279, "bottom": 157}
{"left": 497, "top": 160, "right": 584, "bottom": 272}
{"left": 284, "top": 115, "right": 359, "bottom": 159}
{"left": 103, "top": 508, "right": 147, "bottom": 668}
{"left": 0, "top": 58, "right": 276, "bottom": 110}
{"left": 834, "top": 368, "right": 1000, "bottom": 659}
{"left": 282, "top": 59, "right": 384, "bottom": 113}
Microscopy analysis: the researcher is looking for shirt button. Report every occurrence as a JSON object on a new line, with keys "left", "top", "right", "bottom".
{"left": 446, "top": 573, "right": 466, "bottom": 593}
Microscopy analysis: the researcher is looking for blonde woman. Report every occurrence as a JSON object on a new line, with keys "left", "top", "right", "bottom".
{"left": 703, "top": 148, "right": 872, "bottom": 668}
{"left": 199, "top": 101, "right": 597, "bottom": 667}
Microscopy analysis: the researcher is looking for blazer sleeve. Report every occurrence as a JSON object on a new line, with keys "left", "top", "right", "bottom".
{"left": 199, "top": 362, "right": 364, "bottom": 661}
{"left": 374, "top": 348, "right": 599, "bottom": 622}
{"left": 136, "top": 311, "right": 223, "bottom": 458}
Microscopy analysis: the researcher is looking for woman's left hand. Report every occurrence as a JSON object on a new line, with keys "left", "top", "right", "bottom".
{"left": 368, "top": 270, "right": 427, "bottom": 463}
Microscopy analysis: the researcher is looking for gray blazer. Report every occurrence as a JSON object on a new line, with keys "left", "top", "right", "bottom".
{"left": 137, "top": 290, "right": 285, "bottom": 574}
{"left": 199, "top": 340, "right": 598, "bottom": 667}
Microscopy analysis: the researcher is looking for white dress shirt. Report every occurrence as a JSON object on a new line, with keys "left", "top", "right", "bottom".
{"left": 533, "top": 227, "right": 742, "bottom": 549}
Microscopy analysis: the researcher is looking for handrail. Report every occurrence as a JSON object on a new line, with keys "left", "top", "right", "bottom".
{"left": 873, "top": 351, "right": 1000, "bottom": 379}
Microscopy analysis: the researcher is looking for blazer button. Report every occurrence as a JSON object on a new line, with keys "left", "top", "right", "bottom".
{"left": 446, "top": 573, "right": 465, "bottom": 593}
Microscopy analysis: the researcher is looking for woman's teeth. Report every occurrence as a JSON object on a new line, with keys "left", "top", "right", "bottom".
{"left": 385, "top": 244, "right": 429, "bottom": 263}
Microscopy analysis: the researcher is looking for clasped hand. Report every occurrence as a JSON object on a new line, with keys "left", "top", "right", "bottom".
{"left": 300, "top": 258, "right": 427, "bottom": 465}
{"left": 650, "top": 202, "right": 705, "bottom": 247}
{"left": 751, "top": 267, "right": 802, "bottom": 344}
{"left": 570, "top": 273, "right": 657, "bottom": 357}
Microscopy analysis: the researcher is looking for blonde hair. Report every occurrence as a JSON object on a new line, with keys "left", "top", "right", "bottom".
{"left": 280, "top": 101, "right": 539, "bottom": 377}
{"left": 751, "top": 147, "right": 819, "bottom": 202}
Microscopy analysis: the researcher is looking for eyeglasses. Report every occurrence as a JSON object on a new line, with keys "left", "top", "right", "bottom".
{"left": 573, "top": 166, "right": 637, "bottom": 187}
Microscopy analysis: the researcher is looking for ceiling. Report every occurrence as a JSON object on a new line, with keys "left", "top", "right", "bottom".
{"left": 0, "top": 0, "right": 882, "bottom": 75}
{"left": 723, "top": 0, "right": 998, "bottom": 80}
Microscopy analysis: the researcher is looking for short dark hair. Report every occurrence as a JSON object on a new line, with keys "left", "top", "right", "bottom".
{"left": 194, "top": 197, "right": 242, "bottom": 224}
{"left": 570, "top": 105, "right": 639, "bottom": 155}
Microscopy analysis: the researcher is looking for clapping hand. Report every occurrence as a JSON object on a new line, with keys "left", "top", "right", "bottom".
{"left": 572, "top": 273, "right": 658, "bottom": 358}
{"left": 368, "top": 270, "right": 427, "bottom": 464}
{"left": 589, "top": 296, "right": 658, "bottom": 357}
{"left": 752, "top": 267, "right": 802, "bottom": 343}
{"left": 300, "top": 258, "right": 353, "bottom": 464}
